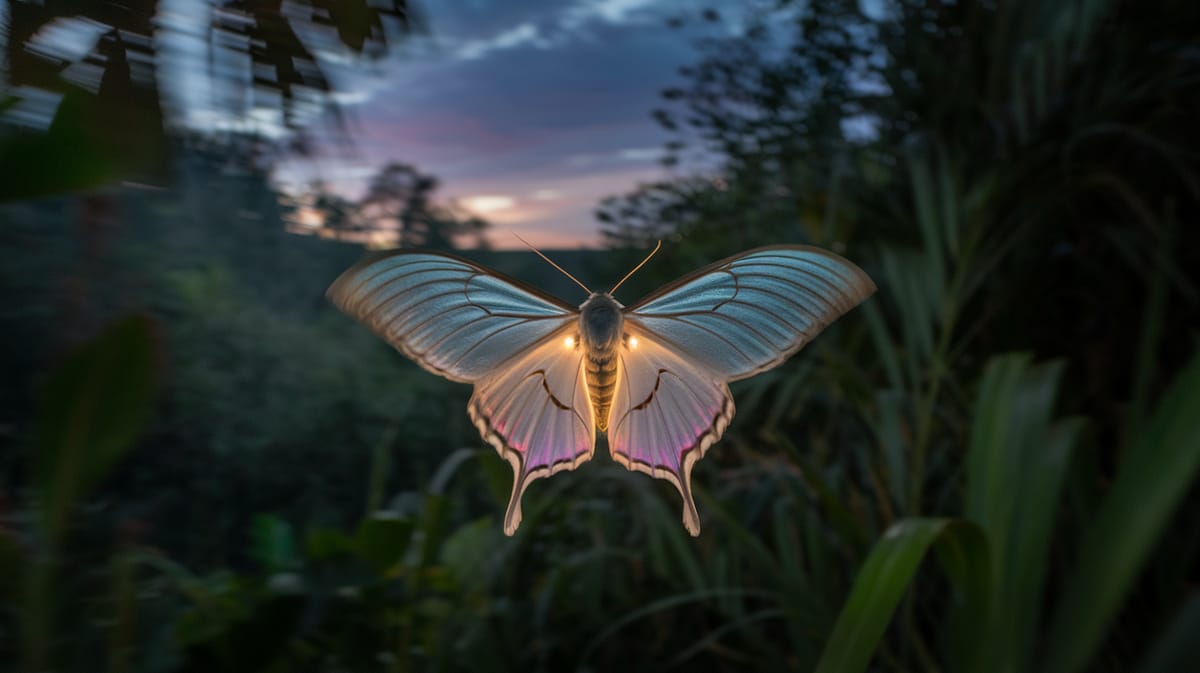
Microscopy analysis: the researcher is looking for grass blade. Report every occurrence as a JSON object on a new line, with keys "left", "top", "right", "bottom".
{"left": 814, "top": 518, "right": 989, "bottom": 673}
{"left": 31, "top": 315, "right": 160, "bottom": 544}
{"left": 1044, "top": 353, "right": 1200, "bottom": 673}
{"left": 1136, "top": 592, "right": 1200, "bottom": 673}
{"left": 964, "top": 354, "right": 1081, "bottom": 672}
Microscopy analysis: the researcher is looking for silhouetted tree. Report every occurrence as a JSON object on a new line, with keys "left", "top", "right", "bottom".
{"left": 358, "top": 162, "right": 489, "bottom": 249}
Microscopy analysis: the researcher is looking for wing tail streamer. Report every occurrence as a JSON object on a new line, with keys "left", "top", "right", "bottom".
{"left": 608, "top": 326, "right": 734, "bottom": 536}
{"left": 468, "top": 327, "right": 594, "bottom": 535}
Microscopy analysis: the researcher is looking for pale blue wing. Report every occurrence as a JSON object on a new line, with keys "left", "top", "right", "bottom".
{"left": 623, "top": 246, "right": 876, "bottom": 382}
{"left": 328, "top": 251, "right": 578, "bottom": 383}
{"left": 329, "top": 251, "right": 591, "bottom": 535}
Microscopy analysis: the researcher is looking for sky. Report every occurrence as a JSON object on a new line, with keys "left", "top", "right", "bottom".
{"left": 10, "top": 0, "right": 751, "bottom": 248}
{"left": 273, "top": 0, "right": 749, "bottom": 248}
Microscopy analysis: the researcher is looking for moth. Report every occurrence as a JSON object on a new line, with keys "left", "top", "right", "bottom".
{"left": 328, "top": 244, "right": 875, "bottom": 536}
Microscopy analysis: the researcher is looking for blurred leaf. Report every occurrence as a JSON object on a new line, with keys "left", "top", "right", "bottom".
{"left": 814, "top": 518, "right": 989, "bottom": 673}
{"left": 964, "top": 354, "right": 1083, "bottom": 672}
{"left": 364, "top": 428, "right": 395, "bottom": 514}
{"left": 304, "top": 526, "right": 353, "bottom": 560}
{"left": 1136, "top": 592, "right": 1200, "bottom": 673}
{"left": 476, "top": 449, "right": 514, "bottom": 519}
{"left": 0, "top": 25, "right": 169, "bottom": 201}
{"left": 249, "top": 515, "right": 296, "bottom": 573}
{"left": 1045, "top": 352, "right": 1200, "bottom": 673}
{"left": 428, "top": 447, "right": 478, "bottom": 494}
{"left": 440, "top": 517, "right": 497, "bottom": 593}
{"left": 0, "top": 532, "right": 27, "bottom": 601}
{"left": 417, "top": 493, "right": 451, "bottom": 571}
{"left": 108, "top": 551, "right": 138, "bottom": 673}
{"left": 31, "top": 315, "right": 159, "bottom": 543}
{"left": 353, "top": 513, "right": 414, "bottom": 573}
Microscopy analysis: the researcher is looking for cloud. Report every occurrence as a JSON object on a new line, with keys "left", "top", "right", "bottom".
{"left": 331, "top": 89, "right": 373, "bottom": 106}
{"left": 462, "top": 194, "right": 517, "bottom": 214}
{"left": 442, "top": 163, "right": 665, "bottom": 247}
{"left": 454, "top": 22, "right": 545, "bottom": 61}
{"left": 439, "top": 0, "right": 684, "bottom": 63}
{"left": 617, "top": 146, "right": 660, "bottom": 161}
{"left": 563, "top": 0, "right": 664, "bottom": 29}
{"left": 567, "top": 146, "right": 661, "bottom": 167}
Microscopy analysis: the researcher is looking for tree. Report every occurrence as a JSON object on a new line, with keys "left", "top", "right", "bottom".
{"left": 355, "top": 163, "right": 489, "bottom": 249}
{"left": 1, "top": 0, "right": 420, "bottom": 200}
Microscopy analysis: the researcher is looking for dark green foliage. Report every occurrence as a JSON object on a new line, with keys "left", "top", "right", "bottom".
{"left": 30, "top": 315, "right": 161, "bottom": 545}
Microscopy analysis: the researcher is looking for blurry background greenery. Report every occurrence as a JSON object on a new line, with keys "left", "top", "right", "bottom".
{"left": 2, "top": 0, "right": 1199, "bottom": 671}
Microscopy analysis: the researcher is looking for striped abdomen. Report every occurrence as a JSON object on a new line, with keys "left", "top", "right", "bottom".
{"left": 578, "top": 293, "right": 625, "bottom": 432}
{"left": 586, "top": 347, "right": 619, "bottom": 431}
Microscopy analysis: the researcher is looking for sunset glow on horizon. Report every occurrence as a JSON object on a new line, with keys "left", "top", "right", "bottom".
{"left": 272, "top": 0, "right": 738, "bottom": 249}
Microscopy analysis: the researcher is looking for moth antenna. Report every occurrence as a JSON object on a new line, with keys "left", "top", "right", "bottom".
{"left": 609, "top": 240, "right": 662, "bottom": 294}
{"left": 512, "top": 231, "right": 592, "bottom": 294}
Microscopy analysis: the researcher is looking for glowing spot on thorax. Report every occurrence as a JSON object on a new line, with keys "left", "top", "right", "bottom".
{"left": 564, "top": 336, "right": 575, "bottom": 349}
{"left": 629, "top": 336, "right": 639, "bottom": 349}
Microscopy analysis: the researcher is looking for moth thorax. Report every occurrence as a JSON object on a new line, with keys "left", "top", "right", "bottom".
{"left": 580, "top": 293, "right": 623, "bottom": 350}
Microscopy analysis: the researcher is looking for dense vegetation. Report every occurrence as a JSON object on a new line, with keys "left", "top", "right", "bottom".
{"left": 2, "top": 0, "right": 1198, "bottom": 671}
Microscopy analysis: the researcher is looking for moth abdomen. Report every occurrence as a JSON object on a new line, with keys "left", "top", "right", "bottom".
{"left": 578, "top": 292, "right": 625, "bottom": 431}
{"left": 585, "top": 352, "right": 618, "bottom": 432}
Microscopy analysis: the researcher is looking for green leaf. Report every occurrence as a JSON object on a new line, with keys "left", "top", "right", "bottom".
{"left": 353, "top": 513, "right": 414, "bottom": 573}
{"left": 416, "top": 493, "right": 451, "bottom": 571}
{"left": 440, "top": 517, "right": 498, "bottom": 593}
{"left": 304, "top": 526, "right": 353, "bottom": 560}
{"left": 31, "top": 315, "right": 159, "bottom": 544}
{"left": 249, "top": 515, "right": 297, "bottom": 573}
{"left": 1136, "top": 592, "right": 1200, "bottom": 673}
{"left": 1044, "top": 353, "right": 1200, "bottom": 673}
{"left": 475, "top": 449, "right": 514, "bottom": 516}
{"left": 814, "top": 518, "right": 990, "bottom": 673}
{"left": 963, "top": 354, "right": 1082, "bottom": 672}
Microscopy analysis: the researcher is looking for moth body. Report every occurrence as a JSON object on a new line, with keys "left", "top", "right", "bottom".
{"left": 579, "top": 293, "right": 624, "bottom": 432}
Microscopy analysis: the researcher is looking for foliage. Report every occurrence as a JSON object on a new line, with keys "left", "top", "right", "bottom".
{"left": 590, "top": 0, "right": 1200, "bottom": 669}
{"left": 0, "top": 0, "right": 419, "bottom": 199}
{"left": 5, "top": 316, "right": 160, "bottom": 671}
{"left": 2, "top": 0, "right": 1199, "bottom": 672}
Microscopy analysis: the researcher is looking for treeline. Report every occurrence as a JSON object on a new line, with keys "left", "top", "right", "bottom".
{"left": 0, "top": 134, "right": 492, "bottom": 565}
{"left": 291, "top": 162, "right": 489, "bottom": 250}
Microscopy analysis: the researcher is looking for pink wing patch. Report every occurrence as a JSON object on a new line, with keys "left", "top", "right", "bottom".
{"left": 469, "top": 327, "right": 594, "bottom": 535}
{"left": 607, "top": 325, "right": 734, "bottom": 536}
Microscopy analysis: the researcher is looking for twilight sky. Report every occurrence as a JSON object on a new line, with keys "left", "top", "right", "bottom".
{"left": 275, "top": 0, "right": 747, "bottom": 248}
